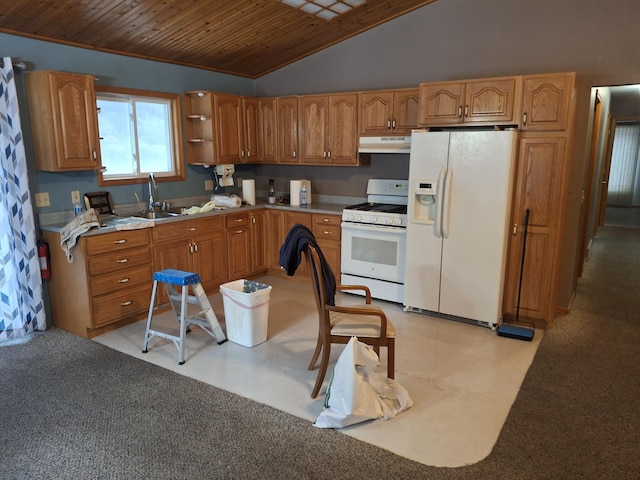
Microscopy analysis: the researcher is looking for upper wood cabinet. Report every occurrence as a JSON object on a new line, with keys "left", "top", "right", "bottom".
{"left": 300, "top": 93, "right": 363, "bottom": 165}
{"left": 257, "top": 97, "right": 277, "bottom": 163}
{"left": 276, "top": 96, "right": 299, "bottom": 164}
{"left": 184, "top": 91, "right": 216, "bottom": 165}
{"left": 25, "top": 71, "right": 101, "bottom": 171}
{"left": 419, "top": 77, "right": 521, "bottom": 127}
{"left": 242, "top": 97, "right": 260, "bottom": 163}
{"left": 359, "top": 88, "right": 419, "bottom": 135}
{"left": 215, "top": 93, "right": 245, "bottom": 164}
{"left": 184, "top": 91, "right": 258, "bottom": 165}
{"left": 521, "top": 73, "right": 575, "bottom": 131}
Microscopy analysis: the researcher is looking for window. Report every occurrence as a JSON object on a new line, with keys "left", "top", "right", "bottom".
{"left": 96, "top": 86, "right": 184, "bottom": 186}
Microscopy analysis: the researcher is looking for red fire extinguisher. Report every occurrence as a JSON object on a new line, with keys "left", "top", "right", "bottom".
{"left": 37, "top": 239, "right": 51, "bottom": 280}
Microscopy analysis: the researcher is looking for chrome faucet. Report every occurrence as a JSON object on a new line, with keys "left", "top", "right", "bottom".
{"left": 148, "top": 173, "right": 160, "bottom": 211}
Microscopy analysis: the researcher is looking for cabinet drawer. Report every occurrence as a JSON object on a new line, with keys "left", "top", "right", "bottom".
{"left": 86, "top": 229, "right": 150, "bottom": 256}
{"left": 92, "top": 287, "right": 152, "bottom": 327}
{"left": 151, "top": 216, "right": 223, "bottom": 243}
{"left": 90, "top": 264, "right": 153, "bottom": 296}
{"left": 225, "top": 211, "right": 250, "bottom": 229}
{"left": 88, "top": 246, "right": 150, "bottom": 276}
{"left": 312, "top": 214, "right": 341, "bottom": 241}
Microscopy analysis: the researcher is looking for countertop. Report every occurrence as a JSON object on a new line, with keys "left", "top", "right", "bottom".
{"left": 40, "top": 201, "right": 349, "bottom": 236}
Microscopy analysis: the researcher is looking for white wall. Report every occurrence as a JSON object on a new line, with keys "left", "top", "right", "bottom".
{"left": 257, "top": 0, "right": 640, "bottom": 95}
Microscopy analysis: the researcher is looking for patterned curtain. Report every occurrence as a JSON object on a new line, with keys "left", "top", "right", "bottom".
{"left": 607, "top": 122, "right": 640, "bottom": 207}
{"left": 0, "top": 57, "right": 46, "bottom": 340}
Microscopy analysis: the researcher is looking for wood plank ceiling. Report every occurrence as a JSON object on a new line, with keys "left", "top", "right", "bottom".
{"left": 0, "top": 0, "right": 437, "bottom": 78}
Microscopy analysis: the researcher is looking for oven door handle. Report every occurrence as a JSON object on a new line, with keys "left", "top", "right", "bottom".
{"left": 340, "top": 222, "right": 406, "bottom": 233}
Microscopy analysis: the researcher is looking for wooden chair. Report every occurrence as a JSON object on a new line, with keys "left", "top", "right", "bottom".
{"left": 304, "top": 244, "right": 395, "bottom": 398}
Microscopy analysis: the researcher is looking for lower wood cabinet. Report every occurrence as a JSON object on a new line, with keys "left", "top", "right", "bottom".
{"left": 311, "top": 213, "right": 341, "bottom": 278}
{"left": 152, "top": 216, "right": 227, "bottom": 305}
{"left": 44, "top": 207, "right": 341, "bottom": 338}
{"left": 250, "top": 210, "right": 268, "bottom": 273}
{"left": 266, "top": 210, "right": 341, "bottom": 280}
{"left": 43, "top": 228, "right": 152, "bottom": 338}
{"left": 225, "top": 211, "right": 252, "bottom": 281}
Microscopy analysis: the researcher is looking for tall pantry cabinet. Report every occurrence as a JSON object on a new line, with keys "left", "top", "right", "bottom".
{"left": 503, "top": 73, "right": 577, "bottom": 328}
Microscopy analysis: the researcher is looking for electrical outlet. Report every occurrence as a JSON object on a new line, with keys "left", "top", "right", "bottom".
{"left": 35, "top": 192, "right": 50, "bottom": 207}
{"left": 71, "top": 190, "right": 81, "bottom": 204}
{"left": 204, "top": 179, "right": 214, "bottom": 191}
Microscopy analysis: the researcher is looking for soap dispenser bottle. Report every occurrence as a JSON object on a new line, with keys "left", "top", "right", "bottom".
{"left": 268, "top": 179, "right": 275, "bottom": 204}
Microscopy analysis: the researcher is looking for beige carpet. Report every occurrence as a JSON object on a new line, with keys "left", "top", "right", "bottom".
{"left": 94, "top": 274, "right": 541, "bottom": 467}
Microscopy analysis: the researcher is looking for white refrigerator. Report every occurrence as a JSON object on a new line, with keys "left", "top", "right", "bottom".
{"left": 403, "top": 130, "right": 517, "bottom": 326}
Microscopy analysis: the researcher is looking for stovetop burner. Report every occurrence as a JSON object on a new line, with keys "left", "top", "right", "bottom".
{"left": 345, "top": 202, "right": 407, "bottom": 215}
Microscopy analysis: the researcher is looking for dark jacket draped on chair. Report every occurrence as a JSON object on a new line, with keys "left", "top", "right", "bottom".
{"left": 279, "top": 224, "right": 336, "bottom": 306}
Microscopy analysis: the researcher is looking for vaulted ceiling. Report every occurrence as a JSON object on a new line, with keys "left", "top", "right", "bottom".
{"left": 0, "top": 0, "right": 437, "bottom": 78}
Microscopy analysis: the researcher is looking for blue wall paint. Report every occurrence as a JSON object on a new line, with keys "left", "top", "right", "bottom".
{"left": 2, "top": 33, "right": 254, "bottom": 216}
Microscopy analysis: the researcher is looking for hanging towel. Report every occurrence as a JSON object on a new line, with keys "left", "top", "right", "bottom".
{"left": 278, "top": 224, "right": 336, "bottom": 306}
{"left": 59, "top": 208, "right": 101, "bottom": 263}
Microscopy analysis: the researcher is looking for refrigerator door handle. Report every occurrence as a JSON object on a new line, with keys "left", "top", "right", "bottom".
{"left": 442, "top": 167, "right": 453, "bottom": 238}
{"left": 434, "top": 167, "right": 447, "bottom": 238}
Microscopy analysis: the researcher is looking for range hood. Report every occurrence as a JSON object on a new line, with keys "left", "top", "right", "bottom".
{"left": 358, "top": 136, "right": 412, "bottom": 154}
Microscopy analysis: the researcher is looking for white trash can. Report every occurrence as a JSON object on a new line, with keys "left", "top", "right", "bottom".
{"left": 220, "top": 279, "right": 272, "bottom": 347}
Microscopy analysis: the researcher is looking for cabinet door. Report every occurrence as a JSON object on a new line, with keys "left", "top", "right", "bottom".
{"left": 251, "top": 210, "right": 268, "bottom": 273}
{"left": 419, "top": 82, "right": 465, "bottom": 126}
{"left": 267, "top": 210, "right": 285, "bottom": 270}
{"left": 285, "top": 211, "right": 312, "bottom": 275}
{"left": 194, "top": 233, "right": 227, "bottom": 290}
{"left": 243, "top": 97, "right": 259, "bottom": 162}
{"left": 360, "top": 91, "right": 394, "bottom": 135}
{"left": 26, "top": 71, "right": 101, "bottom": 171}
{"left": 327, "top": 93, "right": 358, "bottom": 165}
{"left": 300, "top": 95, "right": 328, "bottom": 163}
{"left": 53, "top": 73, "right": 101, "bottom": 170}
{"left": 392, "top": 89, "right": 420, "bottom": 134}
{"left": 277, "top": 96, "right": 299, "bottom": 163}
{"left": 312, "top": 213, "right": 341, "bottom": 277}
{"left": 464, "top": 77, "right": 519, "bottom": 124}
{"left": 153, "top": 239, "right": 192, "bottom": 305}
{"left": 184, "top": 91, "right": 215, "bottom": 165}
{"left": 226, "top": 227, "right": 252, "bottom": 281}
{"left": 522, "top": 73, "right": 574, "bottom": 131}
{"left": 257, "top": 98, "right": 277, "bottom": 163}
{"left": 214, "top": 93, "right": 244, "bottom": 163}
{"left": 503, "top": 134, "right": 566, "bottom": 322}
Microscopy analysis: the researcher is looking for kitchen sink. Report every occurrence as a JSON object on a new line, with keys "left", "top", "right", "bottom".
{"left": 133, "top": 210, "right": 181, "bottom": 219}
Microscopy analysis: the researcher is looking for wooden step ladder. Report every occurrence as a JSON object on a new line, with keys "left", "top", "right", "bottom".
{"left": 142, "top": 269, "right": 227, "bottom": 364}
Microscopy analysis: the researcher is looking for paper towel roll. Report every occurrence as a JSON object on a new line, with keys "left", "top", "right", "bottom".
{"left": 290, "top": 180, "right": 302, "bottom": 206}
{"left": 242, "top": 179, "right": 256, "bottom": 206}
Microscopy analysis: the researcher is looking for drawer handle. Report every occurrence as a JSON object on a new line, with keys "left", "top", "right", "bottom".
{"left": 188, "top": 227, "right": 197, "bottom": 231}
{"left": 322, "top": 230, "right": 333, "bottom": 235}
{"left": 234, "top": 218, "right": 243, "bottom": 222}
{"left": 120, "top": 301, "right": 133, "bottom": 306}
{"left": 117, "top": 277, "right": 130, "bottom": 283}
{"left": 234, "top": 230, "right": 243, "bottom": 234}
{"left": 322, "top": 218, "right": 332, "bottom": 223}
{"left": 116, "top": 258, "right": 129, "bottom": 263}
{"left": 114, "top": 239, "right": 127, "bottom": 244}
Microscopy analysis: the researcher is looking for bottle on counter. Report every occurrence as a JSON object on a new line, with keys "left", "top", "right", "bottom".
{"left": 300, "top": 184, "right": 307, "bottom": 207}
{"left": 73, "top": 203, "right": 83, "bottom": 216}
{"left": 268, "top": 179, "right": 275, "bottom": 204}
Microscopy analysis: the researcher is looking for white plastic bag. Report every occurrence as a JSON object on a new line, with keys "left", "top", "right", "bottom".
{"left": 314, "top": 337, "right": 412, "bottom": 429}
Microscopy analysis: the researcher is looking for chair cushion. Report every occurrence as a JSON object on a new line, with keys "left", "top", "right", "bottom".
{"left": 330, "top": 306, "right": 396, "bottom": 338}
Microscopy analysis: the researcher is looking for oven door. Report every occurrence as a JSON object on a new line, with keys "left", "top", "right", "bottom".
{"left": 340, "top": 222, "right": 406, "bottom": 284}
